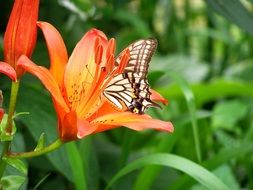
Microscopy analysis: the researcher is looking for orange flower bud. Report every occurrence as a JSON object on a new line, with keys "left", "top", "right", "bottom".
{"left": 3, "top": 0, "right": 39, "bottom": 78}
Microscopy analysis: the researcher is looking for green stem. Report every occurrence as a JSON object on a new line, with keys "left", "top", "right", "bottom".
{"left": 6, "top": 81, "right": 20, "bottom": 133}
{"left": 7, "top": 139, "right": 63, "bottom": 158}
{"left": 0, "top": 81, "right": 20, "bottom": 178}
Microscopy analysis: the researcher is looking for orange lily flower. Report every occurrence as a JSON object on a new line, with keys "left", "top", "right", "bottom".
{"left": 17, "top": 22, "right": 173, "bottom": 142}
{"left": 0, "top": 0, "right": 39, "bottom": 80}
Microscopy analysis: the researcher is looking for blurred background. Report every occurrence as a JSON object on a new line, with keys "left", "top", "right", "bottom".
{"left": 1, "top": 0, "right": 253, "bottom": 189}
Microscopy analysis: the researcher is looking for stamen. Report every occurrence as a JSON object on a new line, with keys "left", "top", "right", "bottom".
{"left": 95, "top": 45, "right": 103, "bottom": 65}
{"left": 94, "top": 37, "right": 101, "bottom": 51}
{"left": 117, "top": 49, "right": 130, "bottom": 73}
{"left": 106, "top": 54, "right": 114, "bottom": 74}
{"left": 96, "top": 67, "right": 107, "bottom": 88}
{"left": 106, "top": 38, "right": 116, "bottom": 59}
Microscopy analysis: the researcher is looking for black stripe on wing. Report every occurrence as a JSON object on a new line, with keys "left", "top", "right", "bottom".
{"left": 103, "top": 72, "right": 160, "bottom": 114}
{"left": 115, "top": 38, "right": 157, "bottom": 76}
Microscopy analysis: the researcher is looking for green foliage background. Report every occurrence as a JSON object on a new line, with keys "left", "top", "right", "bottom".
{"left": 1, "top": 0, "right": 253, "bottom": 189}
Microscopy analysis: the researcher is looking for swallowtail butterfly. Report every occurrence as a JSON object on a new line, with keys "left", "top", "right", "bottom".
{"left": 103, "top": 39, "right": 160, "bottom": 114}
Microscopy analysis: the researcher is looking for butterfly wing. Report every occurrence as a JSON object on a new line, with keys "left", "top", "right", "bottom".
{"left": 103, "top": 38, "right": 159, "bottom": 114}
{"left": 115, "top": 38, "right": 157, "bottom": 76}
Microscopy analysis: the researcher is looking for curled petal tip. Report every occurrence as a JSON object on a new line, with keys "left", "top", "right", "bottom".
{"left": 87, "top": 28, "right": 108, "bottom": 41}
{"left": 150, "top": 89, "right": 168, "bottom": 105}
{"left": 37, "top": 21, "right": 68, "bottom": 87}
{"left": 0, "top": 61, "right": 17, "bottom": 81}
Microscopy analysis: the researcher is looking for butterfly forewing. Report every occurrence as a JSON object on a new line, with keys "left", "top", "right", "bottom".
{"left": 115, "top": 38, "right": 157, "bottom": 76}
{"left": 103, "top": 38, "right": 159, "bottom": 114}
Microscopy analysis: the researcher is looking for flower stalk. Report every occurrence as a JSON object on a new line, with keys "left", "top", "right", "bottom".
{"left": 7, "top": 139, "right": 63, "bottom": 159}
{"left": 0, "top": 80, "right": 20, "bottom": 178}
{"left": 6, "top": 81, "right": 20, "bottom": 133}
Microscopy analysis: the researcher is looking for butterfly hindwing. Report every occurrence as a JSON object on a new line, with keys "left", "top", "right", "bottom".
{"left": 103, "top": 38, "right": 159, "bottom": 114}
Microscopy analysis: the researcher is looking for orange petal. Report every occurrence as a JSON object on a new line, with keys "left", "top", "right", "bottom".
{"left": 150, "top": 89, "right": 168, "bottom": 105}
{"left": 91, "top": 112, "right": 174, "bottom": 133}
{"left": 64, "top": 28, "right": 108, "bottom": 111}
{"left": 86, "top": 101, "right": 122, "bottom": 122}
{"left": 17, "top": 55, "right": 69, "bottom": 112}
{"left": 76, "top": 119, "right": 96, "bottom": 139}
{"left": 59, "top": 111, "right": 78, "bottom": 142}
{"left": 37, "top": 21, "right": 68, "bottom": 88}
{"left": 0, "top": 61, "right": 17, "bottom": 81}
{"left": 4, "top": 0, "right": 39, "bottom": 77}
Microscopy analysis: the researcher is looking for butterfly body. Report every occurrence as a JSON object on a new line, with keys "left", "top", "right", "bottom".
{"left": 103, "top": 39, "right": 159, "bottom": 114}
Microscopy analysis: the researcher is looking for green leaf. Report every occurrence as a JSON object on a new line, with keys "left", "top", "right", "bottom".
{"left": 3, "top": 157, "right": 27, "bottom": 175}
{"left": 0, "top": 114, "right": 16, "bottom": 141}
{"left": 0, "top": 175, "right": 26, "bottom": 190}
{"left": 78, "top": 137, "right": 100, "bottom": 190}
{"left": 159, "top": 79, "right": 253, "bottom": 107}
{"left": 148, "top": 71, "right": 165, "bottom": 87}
{"left": 13, "top": 112, "right": 30, "bottom": 119}
{"left": 168, "top": 72, "right": 201, "bottom": 162}
{"left": 66, "top": 142, "right": 87, "bottom": 190}
{"left": 224, "top": 59, "right": 253, "bottom": 81}
{"left": 114, "top": 10, "right": 151, "bottom": 37}
{"left": 213, "top": 165, "right": 240, "bottom": 190}
{"left": 191, "top": 165, "right": 240, "bottom": 190}
{"left": 58, "top": 0, "right": 92, "bottom": 21}
{"left": 215, "top": 130, "right": 238, "bottom": 148}
{"left": 205, "top": 0, "right": 253, "bottom": 35}
{"left": 34, "top": 133, "right": 45, "bottom": 151}
{"left": 106, "top": 153, "right": 230, "bottom": 190}
{"left": 212, "top": 100, "right": 248, "bottom": 129}
{"left": 168, "top": 142, "right": 253, "bottom": 189}
{"left": 151, "top": 55, "right": 210, "bottom": 83}
{"left": 133, "top": 111, "right": 212, "bottom": 190}
{"left": 118, "top": 129, "right": 137, "bottom": 168}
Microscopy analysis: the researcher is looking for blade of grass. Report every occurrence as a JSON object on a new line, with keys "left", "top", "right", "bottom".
{"left": 205, "top": 0, "right": 253, "bottom": 35}
{"left": 66, "top": 142, "right": 87, "bottom": 190}
{"left": 133, "top": 135, "right": 177, "bottom": 190}
{"left": 105, "top": 153, "right": 230, "bottom": 190}
{"left": 168, "top": 142, "right": 253, "bottom": 189}
{"left": 168, "top": 72, "right": 201, "bottom": 162}
{"left": 133, "top": 110, "right": 211, "bottom": 190}
{"left": 32, "top": 173, "right": 51, "bottom": 190}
